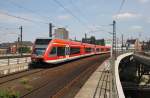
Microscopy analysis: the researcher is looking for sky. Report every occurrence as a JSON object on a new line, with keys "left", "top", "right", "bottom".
{"left": 0, "top": 0, "right": 150, "bottom": 43}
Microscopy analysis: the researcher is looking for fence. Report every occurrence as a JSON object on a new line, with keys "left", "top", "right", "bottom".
{"left": 110, "top": 57, "right": 119, "bottom": 98}
{"left": 111, "top": 52, "right": 133, "bottom": 98}
{"left": 0, "top": 56, "right": 31, "bottom": 75}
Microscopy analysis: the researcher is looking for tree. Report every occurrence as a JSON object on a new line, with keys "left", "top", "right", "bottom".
{"left": 18, "top": 47, "right": 31, "bottom": 53}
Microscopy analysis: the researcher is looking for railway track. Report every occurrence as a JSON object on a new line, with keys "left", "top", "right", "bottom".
{"left": 0, "top": 54, "right": 110, "bottom": 98}
{"left": 53, "top": 59, "right": 102, "bottom": 98}
{"left": 0, "top": 62, "right": 60, "bottom": 85}
{"left": 0, "top": 68, "right": 45, "bottom": 85}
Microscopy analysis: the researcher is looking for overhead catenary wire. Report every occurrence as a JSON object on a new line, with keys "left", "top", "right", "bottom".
{"left": 69, "top": 0, "right": 94, "bottom": 26}
{"left": 6, "top": 0, "right": 55, "bottom": 23}
{"left": 69, "top": 0, "right": 113, "bottom": 32}
{"left": 52, "top": 0, "right": 91, "bottom": 30}
{"left": 5, "top": 0, "right": 108, "bottom": 32}
{"left": 70, "top": 0, "right": 109, "bottom": 33}
{"left": 0, "top": 10, "right": 49, "bottom": 25}
{"left": 5, "top": 0, "right": 90, "bottom": 31}
{"left": 118, "top": 0, "right": 125, "bottom": 14}
{"left": 0, "top": 25, "right": 19, "bottom": 30}
{"left": 115, "top": 0, "right": 126, "bottom": 20}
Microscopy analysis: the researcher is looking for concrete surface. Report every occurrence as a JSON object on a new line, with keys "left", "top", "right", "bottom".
{"left": 75, "top": 59, "right": 112, "bottom": 98}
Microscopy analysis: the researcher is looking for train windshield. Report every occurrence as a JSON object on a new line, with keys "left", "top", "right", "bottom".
{"left": 33, "top": 38, "right": 51, "bottom": 56}
{"left": 34, "top": 48, "right": 46, "bottom": 56}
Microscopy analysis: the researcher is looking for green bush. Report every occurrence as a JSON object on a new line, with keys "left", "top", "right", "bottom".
{"left": 18, "top": 47, "right": 31, "bottom": 53}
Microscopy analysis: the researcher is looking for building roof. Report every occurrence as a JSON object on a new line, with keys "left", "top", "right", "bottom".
{"left": 15, "top": 41, "right": 33, "bottom": 46}
{"left": 126, "top": 39, "right": 136, "bottom": 44}
{"left": 0, "top": 43, "right": 12, "bottom": 49}
{"left": 0, "top": 41, "right": 33, "bottom": 49}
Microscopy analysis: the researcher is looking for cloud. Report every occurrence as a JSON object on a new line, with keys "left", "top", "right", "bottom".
{"left": 87, "top": 25, "right": 102, "bottom": 30}
{"left": 129, "top": 25, "right": 143, "bottom": 32}
{"left": 137, "top": 0, "right": 149, "bottom": 3}
{"left": 57, "top": 14, "right": 71, "bottom": 20}
{"left": 147, "top": 17, "right": 150, "bottom": 23}
{"left": 113, "top": 12, "right": 141, "bottom": 20}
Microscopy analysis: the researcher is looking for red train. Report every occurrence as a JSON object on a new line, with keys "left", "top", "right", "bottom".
{"left": 31, "top": 38, "right": 111, "bottom": 64}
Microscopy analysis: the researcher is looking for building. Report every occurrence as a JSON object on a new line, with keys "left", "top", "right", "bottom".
{"left": 126, "top": 39, "right": 142, "bottom": 51}
{"left": 82, "top": 36, "right": 105, "bottom": 45}
{"left": 0, "top": 43, "right": 11, "bottom": 54}
{"left": 54, "top": 28, "right": 69, "bottom": 40}
{"left": 14, "top": 41, "right": 33, "bottom": 53}
{"left": 141, "top": 41, "right": 150, "bottom": 51}
{"left": 0, "top": 48, "right": 7, "bottom": 55}
{"left": 0, "top": 41, "right": 33, "bottom": 54}
{"left": 82, "top": 36, "right": 96, "bottom": 44}
{"left": 105, "top": 39, "right": 112, "bottom": 47}
{"left": 95, "top": 39, "right": 105, "bottom": 45}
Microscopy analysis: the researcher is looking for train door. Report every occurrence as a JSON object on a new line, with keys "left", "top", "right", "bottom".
{"left": 57, "top": 47, "right": 65, "bottom": 59}
{"left": 65, "top": 45, "right": 70, "bottom": 59}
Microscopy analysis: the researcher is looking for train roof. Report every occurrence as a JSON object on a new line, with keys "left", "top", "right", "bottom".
{"left": 35, "top": 37, "right": 52, "bottom": 39}
{"left": 52, "top": 38, "right": 82, "bottom": 45}
{"left": 34, "top": 38, "right": 110, "bottom": 48}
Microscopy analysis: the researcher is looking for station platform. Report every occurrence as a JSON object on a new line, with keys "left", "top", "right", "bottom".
{"left": 75, "top": 59, "right": 112, "bottom": 98}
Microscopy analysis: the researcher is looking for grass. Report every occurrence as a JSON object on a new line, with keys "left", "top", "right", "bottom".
{"left": 24, "top": 84, "right": 33, "bottom": 91}
{"left": 0, "top": 89, "right": 20, "bottom": 98}
{"left": 20, "top": 77, "right": 29, "bottom": 85}
{"left": 20, "top": 77, "right": 33, "bottom": 91}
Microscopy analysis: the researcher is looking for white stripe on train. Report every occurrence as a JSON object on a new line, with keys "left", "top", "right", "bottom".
{"left": 45, "top": 51, "right": 110, "bottom": 64}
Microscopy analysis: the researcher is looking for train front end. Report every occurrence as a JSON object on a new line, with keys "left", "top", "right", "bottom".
{"left": 31, "top": 38, "right": 51, "bottom": 63}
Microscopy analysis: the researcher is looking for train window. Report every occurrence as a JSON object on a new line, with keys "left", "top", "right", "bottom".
{"left": 106, "top": 48, "right": 110, "bottom": 51}
{"left": 101, "top": 48, "right": 104, "bottom": 51}
{"left": 57, "top": 47, "right": 65, "bottom": 56}
{"left": 85, "top": 48, "right": 92, "bottom": 53}
{"left": 49, "top": 47, "right": 57, "bottom": 56}
{"left": 92, "top": 48, "right": 95, "bottom": 52}
{"left": 96, "top": 48, "right": 100, "bottom": 52}
{"left": 70, "top": 47, "right": 80, "bottom": 55}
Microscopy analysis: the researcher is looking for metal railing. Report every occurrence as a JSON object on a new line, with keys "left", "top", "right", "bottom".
{"left": 0, "top": 57, "right": 31, "bottom": 66}
{"left": 111, "top": 52, "right": 133, "bottom": 98}
{"left": 0, "top": 56, "right": 31, "bottom": 75}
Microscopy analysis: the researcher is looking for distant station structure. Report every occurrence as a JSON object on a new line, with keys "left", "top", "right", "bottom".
{"left": 82, "top": 35, "right": 105, "bottom": 45}
{"left": 126, "top": 39, "right": 142, "bottom": 51}
{"left": 54, "top": 28, "right": 69, "bottom": 40}
{"left": 0, "top": 41, "right": 33, "bottom": 54}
